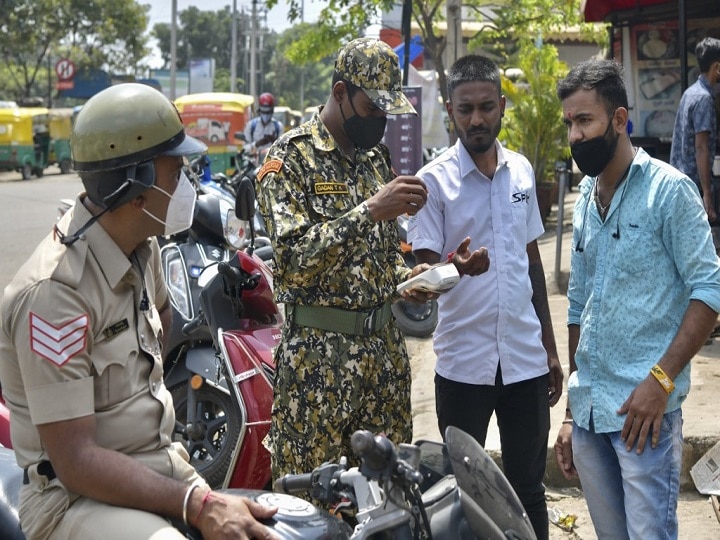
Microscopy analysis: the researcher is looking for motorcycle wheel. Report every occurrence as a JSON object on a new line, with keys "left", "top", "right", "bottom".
{"left": 391, "top": 299, "right": 438, "bottom": 338}
{"left": 170, "top": 383, "right": 241, "bottom": 489}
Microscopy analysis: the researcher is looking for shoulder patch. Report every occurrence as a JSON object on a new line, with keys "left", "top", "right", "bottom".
{"left": 30, "top": 312, "right": 88, "bottom": 367}
{"left": 257, "top": 159, "right": 283, "bottom": 182}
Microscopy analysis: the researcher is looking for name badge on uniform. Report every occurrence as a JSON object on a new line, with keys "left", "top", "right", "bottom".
{"left": 314, "top": 182, "right": 349, "bottom": 195}
{"left": 103, "top": 319, "right": 129, "bottom": 341}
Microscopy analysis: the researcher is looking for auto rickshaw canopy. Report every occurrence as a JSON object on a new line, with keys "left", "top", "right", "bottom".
{"left": 0, "top": 108, "right": 50, "bottom": 145}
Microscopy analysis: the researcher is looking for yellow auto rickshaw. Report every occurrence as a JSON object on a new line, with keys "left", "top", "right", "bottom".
{"left": 48, "top": 108, "right": 74, "bottom": 174}
{"left": 0, "top": 107, "right": 51, "bottom": 180}
{"left": 174, "top": 92, "right": 255, "bottom": 176}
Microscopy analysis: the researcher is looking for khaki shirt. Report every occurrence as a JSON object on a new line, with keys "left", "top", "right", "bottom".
{"left": 0, "top": 195, "right": 175, "bottom": 469}
{"left": 257, "top": 111, "right": 410, "bottom": 309}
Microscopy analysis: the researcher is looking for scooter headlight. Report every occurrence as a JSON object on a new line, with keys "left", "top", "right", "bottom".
{"left": 219, "top": 199, "right": 248, "bottom": 249}
{"left": 163, "top": 250, "right": 192, "bottom": 320}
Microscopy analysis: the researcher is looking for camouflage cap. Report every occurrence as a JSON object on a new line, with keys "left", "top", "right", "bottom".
{"left": 335, "top": 37, "right": 417, "bottom": 115}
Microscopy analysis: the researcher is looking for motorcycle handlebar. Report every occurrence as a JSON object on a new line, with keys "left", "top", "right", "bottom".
{"left": 351, "top": 430, "right": 394, "bottom": 472}
{"left": 273, "top": 473, "right": 314, "bottom": 495}
{"left": 181, "top": 313, "right": 205, "bottom": 335}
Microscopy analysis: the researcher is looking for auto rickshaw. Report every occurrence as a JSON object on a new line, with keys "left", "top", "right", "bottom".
{"left": 174, "top": 92, "right": 254, "bottom": 176}
{"left": 48, "top": 108, "right": 73, "bottom": 174}
{"left": 0, "top": 107, "right": 51, "bottom": 180}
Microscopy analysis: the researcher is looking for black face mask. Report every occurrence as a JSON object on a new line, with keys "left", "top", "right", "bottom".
{"left": 570, "top": 113, "right": 619, "bottom": 177}
{"left": 340, "top": 94, "right": 387, "bottom": 150}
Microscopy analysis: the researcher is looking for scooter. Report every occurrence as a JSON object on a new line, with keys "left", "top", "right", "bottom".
{"left": 163, "top": 175, "right": 280, "bottom": 490}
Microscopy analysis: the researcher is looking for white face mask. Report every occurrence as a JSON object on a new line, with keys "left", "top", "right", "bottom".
{"left": 260, "top": 112, "right": 273, "bottom": 124}
{"left": 143, "top": 170, "right": 196, "bottom": 235}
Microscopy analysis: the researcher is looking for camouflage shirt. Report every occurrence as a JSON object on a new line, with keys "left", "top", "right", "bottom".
{"left": 257, "top": 111, "right": 411, "bottom": 309}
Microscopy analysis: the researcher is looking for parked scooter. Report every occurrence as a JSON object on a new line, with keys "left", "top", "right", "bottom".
{"left": 162, "top": 175, "right": 279, "bottom": 490}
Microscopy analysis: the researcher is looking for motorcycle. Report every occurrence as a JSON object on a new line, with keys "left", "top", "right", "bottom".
{"left": 392, "top": 214, "right": 439, "bottom": 338}
{"left": 0, "top": 424, "right": 535, "bottom": 538}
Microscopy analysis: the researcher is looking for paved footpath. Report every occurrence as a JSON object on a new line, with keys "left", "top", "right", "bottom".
{"left": 406, "top": 188, "right": 720, "bottom": 538}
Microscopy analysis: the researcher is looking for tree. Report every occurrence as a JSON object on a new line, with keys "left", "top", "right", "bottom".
{"left": 0, "top": 0, "right": 150, "bottom": 100}
{"left": 266, "top": 0, "right": 606, "bottom": 105}
{"left": 500, "top": 42, "right": 570, "bottom": 184}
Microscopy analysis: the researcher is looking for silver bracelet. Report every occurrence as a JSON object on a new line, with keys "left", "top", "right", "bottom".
{"left": 562, "top": 419, "right": 573, "bottom": 425}
{"left": 183, "top": 479, "right": 203, "bottom": 526}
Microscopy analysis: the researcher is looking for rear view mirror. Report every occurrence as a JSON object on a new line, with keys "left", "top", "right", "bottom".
{"left": 235, "top": 176, "right": 256, "bottom": 221}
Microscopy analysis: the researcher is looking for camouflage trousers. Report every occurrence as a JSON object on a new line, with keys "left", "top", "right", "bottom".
{"left": 270, "top": 318, "right": 413, "bottom": 480}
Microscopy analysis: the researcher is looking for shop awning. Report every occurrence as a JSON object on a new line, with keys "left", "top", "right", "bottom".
{"left": 582, "top": 0, "right": 671, "bottom": 22}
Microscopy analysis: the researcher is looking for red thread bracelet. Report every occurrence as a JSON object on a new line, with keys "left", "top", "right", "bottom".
{"left": 194, "top": 489, "right": 214, "bottom": 526}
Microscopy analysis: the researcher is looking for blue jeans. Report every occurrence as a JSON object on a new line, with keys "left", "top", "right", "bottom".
{"left": 572, "top": 408, "right": 683, "bottom": 540}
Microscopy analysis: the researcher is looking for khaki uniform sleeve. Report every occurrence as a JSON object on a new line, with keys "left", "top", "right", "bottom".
{"left": 8, "top": 280, "right": 95, "bottom": 425}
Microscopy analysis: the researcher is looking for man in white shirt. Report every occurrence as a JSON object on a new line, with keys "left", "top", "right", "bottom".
{"left": 409, "top": 54, "right": 562, "bottom": 540}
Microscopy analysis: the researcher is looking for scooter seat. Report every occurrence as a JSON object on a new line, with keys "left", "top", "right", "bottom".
{"left": 0, "top": 446, "right": 25, "bottom": 539}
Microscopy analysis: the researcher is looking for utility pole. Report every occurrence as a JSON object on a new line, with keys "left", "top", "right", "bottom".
{"left": 445, "top": 0, "right": 462, "bottom": 70}
{"left": 299, "top": 0, "right": 305, "bottom": 110}
{"left": 231, "top": 0, "right": 238, "bottom": 92}
{"left": 170, "top": 0, "right": 177, "bottom": 99}
{"left": 250, "top": 0, "right": 258, "bottom": 99}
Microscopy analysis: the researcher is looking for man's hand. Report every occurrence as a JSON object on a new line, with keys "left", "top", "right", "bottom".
{"left": 196, "top": 491, "right": 278, "bottom": 539}
{"left": 617, "top": 375, "right": 669, "bottom": 454}
{"left": 547, "top": 354, "right": 563, "bottom": 406}
{"left": 367, "top": 176, "right": 427, "bottom": 221}
{"left": 553, "top": 425, "right": 578, "bottom": 480}
{"left": 400, "top": 263, "right": 441, "bottom": 303}
{"left": 258, "top": 134, "right": 276, "bottom": 147}
{"left": 703, "top": 193, "right": 717, "bottom": 223}
{"left": 450, "top": 237, "right": 489, "bottom": 276}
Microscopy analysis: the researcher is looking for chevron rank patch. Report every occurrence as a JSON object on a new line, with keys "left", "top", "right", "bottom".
{"left": 30, "top": 312, "right": 89, "bottom": 367}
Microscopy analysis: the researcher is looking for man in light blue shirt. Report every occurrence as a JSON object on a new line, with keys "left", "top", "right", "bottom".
{"left": 554, "top": 59, "right": 720, "bottom": 540}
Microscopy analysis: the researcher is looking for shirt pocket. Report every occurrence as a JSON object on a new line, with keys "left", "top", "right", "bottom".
{"left": 91, "top": 330, "right": 138, "bottom": 408}
{"left": 611, "top": 228, "right": 655, "bottom": 275}
{"left": 510, "top": 203, "right": 529, "bottom": 255}
{"left": 308, "top": 175, "right": 353, "bottom": 221}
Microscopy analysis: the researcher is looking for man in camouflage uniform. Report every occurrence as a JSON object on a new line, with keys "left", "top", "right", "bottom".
{"left": 257, "top": 38, "right": 489, "bottom": 480}
{"left": 256, "top": 37, "right": 425, "bottom": 480}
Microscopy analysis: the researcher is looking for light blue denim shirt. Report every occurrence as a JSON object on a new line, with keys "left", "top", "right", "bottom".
{"left": 567, "top": 148, "right": 720, "bottom": 433}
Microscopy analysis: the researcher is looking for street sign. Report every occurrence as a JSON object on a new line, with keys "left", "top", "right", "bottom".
{"left": 55, "top": 59, "right": 76, "bottom": 81}
{"left": 56, "top": 81, "right": 74, "bottom": 90}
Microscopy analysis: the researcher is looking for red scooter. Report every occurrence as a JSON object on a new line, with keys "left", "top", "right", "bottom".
{"left": 169, "top": 176, "right": 281, "bottom": 490}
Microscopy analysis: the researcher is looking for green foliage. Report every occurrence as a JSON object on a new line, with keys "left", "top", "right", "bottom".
{"left": 499, "top": 43, "right": 570, "bottom": 183}
{"left": 0, "top": 0, "right": 150, "bottom": 100}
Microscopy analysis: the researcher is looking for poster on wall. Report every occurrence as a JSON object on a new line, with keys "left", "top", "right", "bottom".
{"left": 631, "top": 22, "right": 681, "bottom": 140}
{"left": 631, "top": 20, "right": 720, "bottom": 139}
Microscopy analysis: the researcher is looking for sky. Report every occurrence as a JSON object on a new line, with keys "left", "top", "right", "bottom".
{"left": 146, "top": 0, "right": 324, "bottom": 33}
{"left": 144, "top": 0, "right": 326, "bottom": 68}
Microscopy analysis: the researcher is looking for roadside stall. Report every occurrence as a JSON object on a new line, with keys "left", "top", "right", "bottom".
{"left": 174, "top": 92, "right": 255, "bottom": 176}
{"left": 582, "top": 0, "right": 720, "bottom": 163}
{"left": 0, "top": 107, "right": 51, "bottom": 180}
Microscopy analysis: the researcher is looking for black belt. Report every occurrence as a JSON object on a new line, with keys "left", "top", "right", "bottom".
{"left": 23, "top": 460, "right": 56, "bottom": 485}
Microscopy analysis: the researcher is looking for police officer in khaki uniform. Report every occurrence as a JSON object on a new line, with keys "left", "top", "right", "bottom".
{"left": 0, "top": 83, "right": 276, "bottom": 539}
{"left": 257, "top": 38, "right": 488, "bottom": 482}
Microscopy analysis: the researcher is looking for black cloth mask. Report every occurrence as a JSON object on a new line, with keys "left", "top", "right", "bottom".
{"left": 570, "top": 113, "right": 619, "bottom": 177}
{"left": 340, "top": 94, "right": 387, "bottom": 150}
